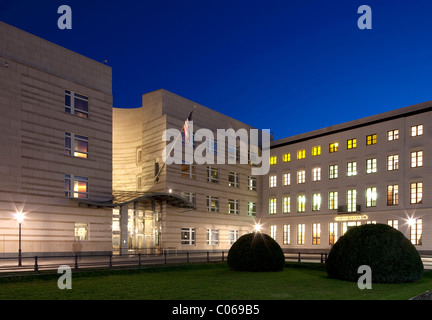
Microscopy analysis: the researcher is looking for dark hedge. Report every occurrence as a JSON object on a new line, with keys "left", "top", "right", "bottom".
{"left": 326, "top": 223, "right": 423, "bottom": 283}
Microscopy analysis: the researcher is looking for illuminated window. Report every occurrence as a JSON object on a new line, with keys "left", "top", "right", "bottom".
{"left": 270, "top": 225, "right": 277, "bottom": 240}
{"left": 206, "top": 196, "right": 219, "bottom": 212}
{"left": 366, "top": 158, "right": 377, "bottom": 174}
{"left": 283, "top": 225, "right": 290, "bottom": 245}
{"left": 248, "top": 202, "right": 256, "bottom": 216}
{"left": 342, "top": 221, "right": 361, "bottom": 235}
{"left": 387, "top": 129, "right": 399, "bottom": 141}
{"left": 228, "top": 199, "right": 239, "bottom": 215}
{"left": 312, "top": 223, "right": 321, "bottom": 245}
{"left": 248, "top": 176, "right": 257, "bottom": 191}
{"left": 312, "top": 146, "right": 321, "bottom": 156}
{"left": 410, "top": 219, "right": 422, "bottom": 245}
{"left": 411, "top": 124, "right": 423, "bottom": 137}
{"left": 387, "top": 155, "right": 399, "bottom": 171}
{"left": 347, "top": 139, "right": 357, "bottom": 149}
{"left": 181, "top": 228, "right": 195, "bottom": 245}
{"left": 297, "top": 224, "right": 305, "bottom": 245}
{"left": 297, "top": 195, "right": 306, "bottom": 213}
{"left": 206, "top": 166, "right": 219, "bottom": 183}
{"left": 366, "top": 134, "right": 377, "bottom": 145}
{"left": 329, "top": 222, "right": 338, "bottom": 245}
{"left": 269, "top": 198, "right": 277, "bottom": 215}
{"left": 228, "top": 172, "right": 239, "bottom": 187}
{"left": 387, "top": 219, "right": 398, "bottom": 230}
{"left": 387, "top": 185, "right": 398, "bottom": 206}
{"left": 366, "top": 187, "right": 377, "bottom": 207}
{"left": 269, "top": 175, "right": 277, "bottom": 188}
{"left": 328, "top": 191, "right": 338, "bottom": 210}
{"left": 65, "top": 90, "right": 88, "bottom": 118}
{"left": 282, "top": 153, "right": 291, "bottom": 162}
{"left": 297, "top": 170, "right": 306, "bottom": 184}
{"left": 312, "top": 167, "right": 321, "bottom": 181}
{"left": 410, "top": 182, "right": 422, "bottom": 204}
{"left": 411, "top": 150, "right": 423, "bottom": 168}
{"left": 228, "top": 230, "right": 239, "bottom": 245}
{"left": 283, "top": 173, "right": 291, "bottom": 186}
{"left": 329, "top": 142, "right": 339, "bottom": 153}
{"left": 270, "top": 156, "right": 277, "bottom": 165}
{"left": 297, "top": 149, "right": 306, "bottom": 160}
{"left": 74, "top": 223, "right": 88, "bottom": 241}
{"left": 65, "top": 132, "right": 88, "bottom": 158}
{"left": 65, "top": 175, "right": 88, "bottom": 199}
{"left": 347, "top": 161, "right": 357, "bottom": 176}
{"left": 312, "top": 193, "right": 321, "bottom": 211}
{"left": 181, "top": 161, "right": 195, "bottom": 179}
{"left": 347, "top": 189, "right": 357, "bottom": 212}
{"left": 283, "top": 196, "right": 291, "bottom": 214}
{"left": 329, "top": 164, "right": 338, "bottom": 179}
{"left": 206, "top": 229, "right": 219, "bottom": 245}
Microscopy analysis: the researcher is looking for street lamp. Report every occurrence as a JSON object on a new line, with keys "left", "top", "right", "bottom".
{"left": 14, "top": 211, "right": 25, "bottom": 267}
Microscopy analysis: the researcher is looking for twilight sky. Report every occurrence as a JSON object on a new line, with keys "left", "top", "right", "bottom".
{"left": 1, "top": 0, "right": 432, "bottom": 139}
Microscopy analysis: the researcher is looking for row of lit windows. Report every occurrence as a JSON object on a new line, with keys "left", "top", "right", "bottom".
{"left": 269, "top": 219, "right": 423, "bottom": 246}
{"left": 270, "top": 124, "right": 424, "bottom": 164}
{"left": 268, "top": 182, "right": 422, "bottom": 214}
{"left": 181, "top": 228, "right": 241, "bottom": 245}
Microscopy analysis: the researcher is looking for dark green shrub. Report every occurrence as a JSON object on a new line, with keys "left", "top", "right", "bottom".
{"left": 227, "top": 232, "right": 285, "bottom": 272}
{"left": 326, "top": 223, "right": 423, "bottom": 283}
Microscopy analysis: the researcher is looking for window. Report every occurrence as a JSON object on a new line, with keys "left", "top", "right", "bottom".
{"left": 283, "top": 225, "right": 290, "bottom": 245}
{"left": 329, "top": 164, "right": 338, "bottom": 179}
{"left": 347, "top": 161, "right": 357, "bottom": 176}
{"left": 387, "top": 155, "right": 399, "bottom": 171}
{"left": 366, "top": 134, "right": 377, "bottom": 145}
{"left": 387, "top": 220, "right": 398, "bottom": 230}
{"left": 366, "top": 158, "right": 377, "bottom": 174}
{"left": 347, "top": 189, "right": 357, "bottom": 212}
{"left": 181, "top": 228, "right": 195, "bottom": 245}
{"left": 137, "top": 148, "right": 142, "bottom": 163}
{"left": 181, "top": 192, "right": 196, "bottom": 206}
{"left": 329, "top": 142, "right": 339, "bottom": 153}
{"left": 269, "top": 175, "right": 277, "bottom": 188}
{"left": 228, "top": 230, "right": 239, "bottom": 245}
{"left": 297, "top": 195, "right": 306, "bottom": 213}
{"left": 297, "top": 170, "right": 306, "bottom": 184}
{"left": 410, "top": 182, "right": 423, "bottom": 204}
{"left": 312, "top": 223, "right": 321, "bottom": 245}
{"left": 65, "top": 90, "right": 89, "bottom": 118}
{"left": 328, "top": 191, "right": 338, "bottom": 210}
{"left": 282, "top": 153, "right": 291, "bottom": 162}
{"left": 270, "top": 156, "right": 277, "bottom": 165}
{"left": 297, "top": 149, "right": 306, "bottom": 160}
{"left": 297, "top": 224, "right": 305, "bottom": 245}
{"left": 282, "top": 196, "right": 291, "bottom": 214}
{"left": 270, "top": 225, "right": 277, "bottom": 240}
{"left": 366, "top": 187, "right": 377, "bottom": 207}
{"left": 181, "top": 162, "right": 195, "bottom": 179}
{"left": 410, "top": 219, "right": 422, "bottom": 245}
{"left": 283, "top": 173, "right": 291, "bottom": 186}
{"left": 387, "top": 129, "right": 399, "bottom": 141}
{"left": 312, "top": 167, "right": 321, "bottom": 181}
{"left": 206, "top": 138, "right": 217, "bottom": 155}
{"left": 228, "top": 199, "right": 239, "bottom": 215}
{"left": 269, "top": 198, "right": 277, "bottom": 215}
{"left": 312, "top": 193, "right": 321, "bottom": 211}
{"left": 206, "top": 196, "right": 219, "bottom": 212}
{"left": 248, "top": 202, "right": 256, "bottom": 216}
{"left": 206, "top": 166, "right": 219, "bottom": 183}
{"left": 411, "top": 124, "right": 423, "bottom": 137}
{"left": 387, "top": 185, "right": 399, "bottom": 206}
{"left": 410, "top": 151, "right": 423, "bottom": 168}
{"left": 65, "top": 175, "right": 88, "bottom": 199}
{"left": 74, "top": 223, "right": 88, "bottom": 241}
{"left": 228, "top": 172, "right": 239, "bottom": 187}
{"left": 347, "top": 139, "right": 357, "bottom": 149}
{"left": 329, "top": 222, "right": 338, "bottom": 245}
{"left": 65, "top": 133, "right": 89, "bottom": 158}
{"left": 206, "top": 229, "right": 219, "bottom": 245}
{"left": 248, "top": 176, "right": 257, "bottom": 191}
{"left": 312, "top": 146, "right": 321, "bottom": 156}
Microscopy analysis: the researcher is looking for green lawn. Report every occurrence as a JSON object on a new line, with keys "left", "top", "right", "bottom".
{"left": 0, "top": 263, "right": 431, "bottom": 300}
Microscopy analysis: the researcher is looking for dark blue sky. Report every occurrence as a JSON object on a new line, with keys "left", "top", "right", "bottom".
{"left": 1, "top": 0, "right": 432, "bottom": 139}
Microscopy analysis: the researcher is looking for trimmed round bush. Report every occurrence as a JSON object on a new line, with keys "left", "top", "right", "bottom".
{"left": 227, "top": 232, "right": 285, "bottom": 272}
{"left": 326, "top": 223, "right": 423, "bottom": 283}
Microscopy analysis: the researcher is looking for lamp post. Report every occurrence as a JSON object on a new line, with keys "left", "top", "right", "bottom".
{"left": 15, "top": 211, "right": 24, "bottom": 267}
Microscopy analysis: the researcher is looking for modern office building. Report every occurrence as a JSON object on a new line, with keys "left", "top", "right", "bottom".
{"left": 262, "top": 101, "right": 432, "bottom": 254}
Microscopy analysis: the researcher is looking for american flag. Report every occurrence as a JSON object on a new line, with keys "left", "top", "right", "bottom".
{"left": 183, "top": 109, "right": 194, "bottom": 147}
